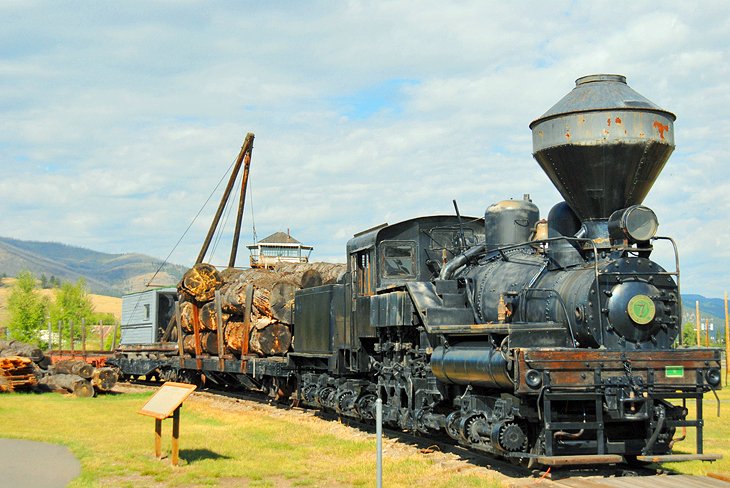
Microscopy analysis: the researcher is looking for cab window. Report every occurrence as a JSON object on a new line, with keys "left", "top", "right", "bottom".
{"left": 380, "top": 241, "right": 417, "bottom": 279}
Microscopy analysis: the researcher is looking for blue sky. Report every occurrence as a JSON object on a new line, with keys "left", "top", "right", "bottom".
{"left": 0, "top": 1, "right": 729, "bottom": 297}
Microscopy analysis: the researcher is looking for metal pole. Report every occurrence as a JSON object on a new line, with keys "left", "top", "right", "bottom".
{"left": 705, "top": 318, "right": 710, "bottom": 347}
{"left": 696, "top": 301, "right": 701, "bottom": 347}
{"left": 229, "top": 134, "right": 254, "bottom": 268}
{"left": 57, "top": 321, "right": 62, "bottom": 352}
{"left": 725, "top": 292, "right": 730, "bottom": 385}
{"left": 376, "top": 398, "right": 383, "bottom": 488}
{"left": 47, "top": 319, "right": 52, "bottom": 351}
{"left": 196, "top": 133, "right": 254, "bottom": 265}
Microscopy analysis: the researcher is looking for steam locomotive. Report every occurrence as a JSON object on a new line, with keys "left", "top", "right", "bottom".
{"left": 113, "top": 74, "right": 722, "bottom": 467}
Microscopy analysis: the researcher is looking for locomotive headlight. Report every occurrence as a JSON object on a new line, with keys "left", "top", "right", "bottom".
{"left": 525, "top": 369, "right": 542, "bottom": 388}
{"left": 705, "top": 368, "right": 721, "bottom": 387}
{"left": 608, "top": 205, "right": 659, "bottom": 243}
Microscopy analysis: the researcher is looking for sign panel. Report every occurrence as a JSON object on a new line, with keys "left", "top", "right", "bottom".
{"left": 665, "top": 365, "right": 685, "bottom": 378}
{"left": 138, "top": 382, "right": 197, "bottom": 420}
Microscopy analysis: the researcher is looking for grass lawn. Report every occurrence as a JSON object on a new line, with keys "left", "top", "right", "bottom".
{"left": 0, "top": 390, "right": 501, "bottom": 488}
{"left": 662, "top": 385, "right": 730, "bottom": 476}
{"left": 1, "top": 386, "right": 728, "bottom": 486}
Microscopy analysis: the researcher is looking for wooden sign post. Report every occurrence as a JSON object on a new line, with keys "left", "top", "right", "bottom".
{"left": 138, "top": 382, "right": 197, "bottom": 466}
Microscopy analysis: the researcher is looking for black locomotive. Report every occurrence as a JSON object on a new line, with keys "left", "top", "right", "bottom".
{"left": 113, "top": 74, "right": 722, "bottom": 467}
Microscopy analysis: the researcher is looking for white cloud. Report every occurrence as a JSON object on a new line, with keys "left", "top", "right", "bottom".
{"left": 0, "top": 1, "right": 728, "bottom": 296}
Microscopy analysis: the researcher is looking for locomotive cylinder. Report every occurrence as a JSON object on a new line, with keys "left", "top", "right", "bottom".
{"left": 430, "top": 342, "right": 513, "bottom": 389}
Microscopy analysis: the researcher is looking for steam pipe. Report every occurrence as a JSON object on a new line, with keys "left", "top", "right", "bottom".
{"left": 439, "top": 243, "right": 486, "bottom": 280}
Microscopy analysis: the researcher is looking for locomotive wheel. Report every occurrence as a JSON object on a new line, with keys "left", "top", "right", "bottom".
{"left": 178, "top": 369, "right": 203, "bottom": 387}
{"left": 263, "top": 377, "right": 295, "bottom": 402}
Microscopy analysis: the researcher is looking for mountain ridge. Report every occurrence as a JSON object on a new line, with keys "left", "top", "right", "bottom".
{"left": 0, "top": 236, "right": 186, "bottom": 297}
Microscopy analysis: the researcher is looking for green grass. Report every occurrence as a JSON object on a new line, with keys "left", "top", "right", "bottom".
{"left": 4, "top": 387, "right": 727, "bottom": 486}
{"left": 0, "top": 391, "right": 501, "bottom": 487}
{"left": 662, "top": 386, "right": 730, "bottom": 476}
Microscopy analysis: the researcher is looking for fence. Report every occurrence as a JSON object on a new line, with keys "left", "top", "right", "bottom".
{"left": 44, "top": 318, "right": 120, "bottom": 353}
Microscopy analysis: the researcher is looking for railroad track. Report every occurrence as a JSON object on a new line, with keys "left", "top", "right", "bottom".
{"left": 118, "top": 380, "right": 728, "bottom": 486}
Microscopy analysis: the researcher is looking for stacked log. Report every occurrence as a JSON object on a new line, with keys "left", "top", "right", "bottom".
{"left": 0, "top": 356, "right": 38, "bottom": 392}
{"left": 0, "top": 340, "right": 116, "bottom": 397}
{"left": 0, "top": 340, "right": 44, "bottom": 362}
{"left": 178, "top": 263, "right": 223, "bottom": 302}
{"left": 92, "top": 367, "right": 118, "bottom": 392}
{"left": 50, "top": 359, "right": 94, "bottom": 379}
{"left": 178, "top": 262, "right": 346, "bottom": 358}
{"left": 39, "top": 374, "right": 94, "bottom": 398}
{"left": 182, "top": 332, "right": 219, "bottom": 355}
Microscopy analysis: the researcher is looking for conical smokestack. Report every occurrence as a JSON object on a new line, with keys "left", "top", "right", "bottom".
{"left": 530, "top": 74, "right": 676, "bottom": 222}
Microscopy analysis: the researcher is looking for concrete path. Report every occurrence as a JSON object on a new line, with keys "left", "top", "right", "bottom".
{"left": 0, "top": 438, "right": 80, "bottom": 487}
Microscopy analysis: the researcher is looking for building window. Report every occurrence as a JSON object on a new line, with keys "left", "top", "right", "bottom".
{"left": 144, "top": 304, "right": 151, "bottom": 320}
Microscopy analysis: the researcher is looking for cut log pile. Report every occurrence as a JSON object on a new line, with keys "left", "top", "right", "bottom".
{"left": 177, "top": 262, "right": 346, "bottom": 358}
{"left": 0, "top": 356, "right": 38, "bottom": 392}
{"left": 0, "top": 341, "right": 117, "bottom": 397}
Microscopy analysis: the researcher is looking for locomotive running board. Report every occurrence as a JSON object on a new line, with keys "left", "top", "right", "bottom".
{"left": 536, "top": 455, "right": 624, "bottom": 466}
{"left": 636, "top": 454, "right": 722, "bottom": 463}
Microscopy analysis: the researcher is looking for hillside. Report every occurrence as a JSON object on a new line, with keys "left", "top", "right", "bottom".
{"left": 0, "top": 236, "right": 186, "bottom": 297}
{"left": 682, "top": 294, "right": 727, "bottom": 320}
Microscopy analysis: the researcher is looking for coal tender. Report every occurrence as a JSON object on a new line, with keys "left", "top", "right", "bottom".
{"left": 294, "top": 74, "right": 722, "bottom": 466}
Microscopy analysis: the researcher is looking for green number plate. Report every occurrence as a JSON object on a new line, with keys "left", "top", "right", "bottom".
{"left": 665, "top": 365, "right": 684, "bottom": 378}
{"left": 627, "top": 295, "right": 656, "bottom": 325}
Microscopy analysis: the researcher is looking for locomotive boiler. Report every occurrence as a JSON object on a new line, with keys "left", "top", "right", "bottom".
{"left": 113, "top": 74, "right": 722, "bottom": 467}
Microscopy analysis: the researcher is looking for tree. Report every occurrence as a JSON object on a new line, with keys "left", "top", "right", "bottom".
{"left": 7, "top": 271, "right": 49, "bottom": 344}
{"left": 49, "top": 278, "right": 95, "bottom": 342}
{"left": 681, "top": 324, "right": 697, "bottom": 346}
{"left": 40, "top": 273, "right": 49, "bottom": 289}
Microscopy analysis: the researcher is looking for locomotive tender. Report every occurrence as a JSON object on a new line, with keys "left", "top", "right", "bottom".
{"left": 114, "top": 74, "right": 722, "bottom": 467}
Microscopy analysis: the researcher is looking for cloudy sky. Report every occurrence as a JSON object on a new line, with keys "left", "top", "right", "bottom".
{"left": 1, "top": 1, "right": 728, "bottom": 297}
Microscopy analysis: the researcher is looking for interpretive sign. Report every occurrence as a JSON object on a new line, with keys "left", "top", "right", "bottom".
{"left": 138, "top": 382, "right": 197, "bottom": 420}
{"left": 138, "top": 382, "right": 197, "bottom": 466}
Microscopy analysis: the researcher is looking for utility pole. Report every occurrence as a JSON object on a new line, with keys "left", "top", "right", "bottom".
{"left": 696, "top": 301, "right": 701, "bottom": 347}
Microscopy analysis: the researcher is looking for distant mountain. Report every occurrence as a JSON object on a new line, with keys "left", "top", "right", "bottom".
{"left": 0, "top": 236, "right": 187, "bottom": 297}
{"left": 682, "top": 294, "right": 726, "bottom": 320}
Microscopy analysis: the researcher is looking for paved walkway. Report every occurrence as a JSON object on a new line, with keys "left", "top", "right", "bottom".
{"left": 0, "top": 438, "right": 80, "bottom": 487}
